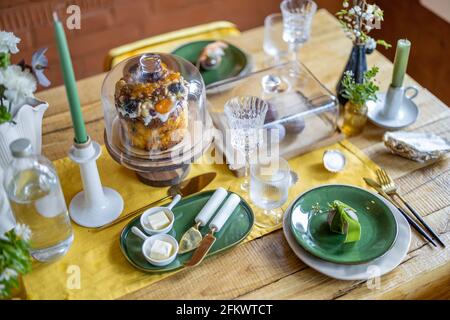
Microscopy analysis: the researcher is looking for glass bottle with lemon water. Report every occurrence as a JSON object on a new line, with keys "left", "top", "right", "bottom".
{"left": 3, "top": 139, "right": 73, "bottom": 262}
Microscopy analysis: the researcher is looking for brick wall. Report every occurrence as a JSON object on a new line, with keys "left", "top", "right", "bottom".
{"left": 0, "top": 0, "right": 281, "bottom": 89}
{"left": 2, "top": 0, "right": 450, "bottom": 106}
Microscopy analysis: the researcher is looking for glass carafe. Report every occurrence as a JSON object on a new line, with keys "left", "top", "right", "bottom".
{"left": 3, "top": 139, "right": 73, "bottom": 262}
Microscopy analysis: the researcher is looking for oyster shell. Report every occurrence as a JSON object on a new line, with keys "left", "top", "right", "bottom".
{"left": 383, "top": 131, "right": 450, "bottom": 162}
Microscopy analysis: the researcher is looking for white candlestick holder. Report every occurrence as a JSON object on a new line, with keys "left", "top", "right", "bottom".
{"left": 68, "top": 137, "right": 123, "bottom": 228}
{"left": 367, "top": 84, "right": 419, "bottom": 130}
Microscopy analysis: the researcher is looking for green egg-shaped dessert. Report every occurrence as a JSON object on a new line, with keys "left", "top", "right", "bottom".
{"left": 327, "top": 200, "right": 361, "bottom": 243}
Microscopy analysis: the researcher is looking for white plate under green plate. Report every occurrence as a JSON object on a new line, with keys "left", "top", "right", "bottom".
{"left": 290, "top": 184, "right": 398, "bottom": 264}
{"left": 283, "top": 189, "right": 411, "bottom": 280}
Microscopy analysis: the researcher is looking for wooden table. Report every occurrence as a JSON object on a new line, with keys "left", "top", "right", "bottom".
{"left": 37, "top": 9, "right": 450, "bottom": 299}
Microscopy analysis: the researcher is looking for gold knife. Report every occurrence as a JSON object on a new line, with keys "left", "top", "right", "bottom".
{"left": 96, "top": 172, "right": 216, "bottom": 230}
{"left": 184, "top": 193, "right": 241, "bottom": 267}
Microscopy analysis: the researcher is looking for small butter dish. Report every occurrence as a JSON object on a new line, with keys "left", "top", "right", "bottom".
{"left": 132, "top": 227, "right": 178, "bottom": 267}
{"left": 323, "top": 150, "right": 346, "bottom": 173}
{"left": 143, "top": 234, "right": 178, "bottom": 267}
{"left": 140, "top": 194, "right": 181, "bottom": 235}
{"left": 141, "top": 207, "right": 174, "bottom": 235}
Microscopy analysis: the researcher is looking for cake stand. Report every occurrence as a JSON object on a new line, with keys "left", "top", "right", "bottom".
{"left": 105, "top": 113, "right": 214, "bottom": 187}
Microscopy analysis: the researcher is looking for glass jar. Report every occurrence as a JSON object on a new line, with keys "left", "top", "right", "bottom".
{"left": 3, "top": 139, "right": 73, "bottom": 262}
{"left": 341, "top": 101, "right": 368, "bottom": 136}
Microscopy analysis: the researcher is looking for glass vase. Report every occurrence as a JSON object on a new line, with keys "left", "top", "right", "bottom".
{"left": 341, "top": 101, "right": 368, "bottom": 136}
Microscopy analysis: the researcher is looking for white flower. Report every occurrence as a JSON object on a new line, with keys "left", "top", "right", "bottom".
{"left": 0, "top": 65, "right": 36, "bottom": 110}
{"left": 31, "top": 48, "right": 50, "bottom": 87}
{"left": 14, "top": 223, "right": 31, "bottom": 242}
{"left": 374, "top": 6, "right": 383, "bottom": 18}
{"left": 366, "top": 4, "right": 374, "bottom": 14}
{"left": 0, "top": 268, "right": 17, "bottom": 281}
{"left": 366, "top": 37, "right": 377, "bottom": 51}
{"left": 0, "top": 31, "right": 20, "bottom": 54}
{"left": 343, "top": 1, "right": 349, "bottom": 8}
{"left": 354, "top": 6, "right": 361, "bottom": 14}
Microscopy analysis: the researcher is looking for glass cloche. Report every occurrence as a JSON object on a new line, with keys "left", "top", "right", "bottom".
{"left": 102, "top": 53, "right": 213, "bottom": 186}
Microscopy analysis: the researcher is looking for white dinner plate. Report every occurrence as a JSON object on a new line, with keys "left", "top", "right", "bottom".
{"left": 282, "top": 190, "right": 411, "bottom": 280}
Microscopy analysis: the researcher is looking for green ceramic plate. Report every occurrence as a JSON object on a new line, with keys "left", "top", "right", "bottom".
{"left": 120, "top": 190, "right": 254, "bottom": 272}
{"left": 289, "top": 184, "right": 398, "bottom": 264}
{"left": 172, "top": 40, "right": 251, "bottom": 86}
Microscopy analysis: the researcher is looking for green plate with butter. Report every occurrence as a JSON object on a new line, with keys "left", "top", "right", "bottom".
{"left": 172, "top": 40, "right": 251, "bottom": 86}
{"left": 289, "top": 184, "right": 398, "bottom": 264}
{"left": 120, "top": 190, "right": 254, "bottom": 272}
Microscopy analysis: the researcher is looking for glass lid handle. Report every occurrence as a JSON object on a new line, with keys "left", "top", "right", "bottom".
{"left": 139, "top": 54, "right": 163, "bottom": 82}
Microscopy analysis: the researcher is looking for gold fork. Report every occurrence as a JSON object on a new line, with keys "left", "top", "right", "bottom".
{"left": 376, "top": 168, "right": 445, "bottom": 247}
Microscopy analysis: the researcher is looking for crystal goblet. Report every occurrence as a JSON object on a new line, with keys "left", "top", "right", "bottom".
{"left": 224, "top": 96, "right": 268, "bottom": 191}
{"left": 280, "top": 0, "right": 317, "bottom": 62}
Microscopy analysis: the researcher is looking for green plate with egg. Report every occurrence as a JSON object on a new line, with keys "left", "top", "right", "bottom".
{"left": 289, "top": 184, "right": 398, "bottom": 264}
{"left": 120, "top": 190, "right": 254, "bottom": 272}
{"left": 172, "top": 40, "right": 252, "bottom": 86}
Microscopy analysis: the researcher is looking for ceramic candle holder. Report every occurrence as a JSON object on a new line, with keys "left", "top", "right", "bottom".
{"left": 381, "top": 85, "right": 417, "bottom": 120}
{"left": 368, "top": 85, "right": 419, "bottom": 130}
{"left": 68, "top": 137, "right": 124, "bottom": 228}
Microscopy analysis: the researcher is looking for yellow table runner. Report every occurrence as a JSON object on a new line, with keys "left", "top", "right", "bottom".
{"left": 23, "top": 140, "right": 379, "bottom": 299}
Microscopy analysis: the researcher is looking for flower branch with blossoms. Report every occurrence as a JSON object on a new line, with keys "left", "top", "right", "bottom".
{"left": 341, "top": 66, "right": 380, "bottom": 109}
{"left": 0, "top": 31, "right": 50, "bottom": 124}
{"left": 336, "top": 0, "right": 391, "bottom": 52}
{"left": 0, "top": 224, "right": 32, "bottom": 298}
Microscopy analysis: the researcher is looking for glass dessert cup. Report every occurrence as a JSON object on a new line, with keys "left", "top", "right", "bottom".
{"left": 102, "top": 53, "right": 213, "bottom": 187}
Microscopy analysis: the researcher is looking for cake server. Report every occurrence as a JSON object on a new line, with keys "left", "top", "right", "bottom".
{"left": 184, "top": 193, "right": 241, "bottom": 267}
{"left": 179, "top": 187, "right": 228, "bottom": 254}
{"left": 97, "top": 172, "right": 216, "bottom": 230}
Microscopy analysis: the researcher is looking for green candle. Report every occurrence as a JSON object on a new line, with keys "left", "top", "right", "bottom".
{"left": 53, "top": 12, "right": 88, "bottom": 144}
{"left": 391, "top": 39, "right": 411, "bottom": 88}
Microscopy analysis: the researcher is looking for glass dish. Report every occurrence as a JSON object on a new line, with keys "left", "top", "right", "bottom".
{"left": 207, "top": 62, "right": 340, "bottom": 173}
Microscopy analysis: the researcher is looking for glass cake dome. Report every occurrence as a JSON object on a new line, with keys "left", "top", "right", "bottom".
{"left": 101, "top": 53, "right": 213, "bottom": 186}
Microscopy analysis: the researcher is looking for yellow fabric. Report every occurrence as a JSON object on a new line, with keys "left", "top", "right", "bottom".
{"left": 105, "top": 21, "right": 240, "bottom": 71}
{"left": 23, "top": 140, "right": 379, "bottom": 300}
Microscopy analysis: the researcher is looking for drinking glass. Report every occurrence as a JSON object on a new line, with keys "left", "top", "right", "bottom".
{"left": 263, "top": 13, "right": 290, "bottom": 66}
{"left": 250, "top": 156, "right": 294, "bottom": 228}
{"left": 280, "top": 0, "right": 317, "bottom": 62}
{"left": 225, "top": 96, "right": 268, "bottom": 191}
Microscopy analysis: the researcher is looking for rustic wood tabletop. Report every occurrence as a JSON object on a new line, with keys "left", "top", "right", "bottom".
{"left": 37, "top": 9, "right": 450, "bottom": 299}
